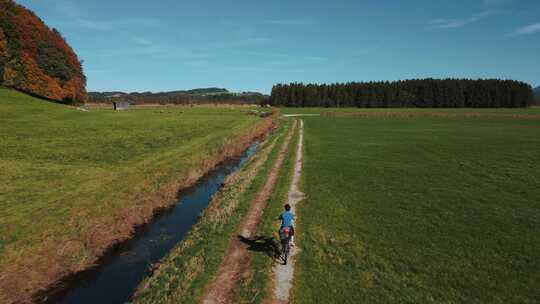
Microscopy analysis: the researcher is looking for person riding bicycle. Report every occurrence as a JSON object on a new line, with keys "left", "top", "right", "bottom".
{"left": 278, "top": 204, "right": 295, "bottom": 246}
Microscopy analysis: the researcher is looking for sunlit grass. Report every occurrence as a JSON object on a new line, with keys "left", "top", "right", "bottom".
{"left": 281, "top": 107, "right": 540, "bottom": 115}
{"left": 0, "top": 88, "right": 266, "bottom": 300}
{"left": 294, "top": 113, "right": 540, "bottom": 303}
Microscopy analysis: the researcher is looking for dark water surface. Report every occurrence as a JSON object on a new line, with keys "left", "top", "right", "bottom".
{"left": 47, "top": 143, "right": 259, "bottom": 304}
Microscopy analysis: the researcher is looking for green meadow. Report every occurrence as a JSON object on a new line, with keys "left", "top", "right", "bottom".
{"left": 282, "top": 107, "right": 540, "bottom": 116}
{"left": 2, "top": 89, "right": 540, "bottom": 304}
{"left": 0, "top": 88, "right": 266, "bottom": 299}
{"left": 284, "top": 109, "right": 540, "bottom": 303}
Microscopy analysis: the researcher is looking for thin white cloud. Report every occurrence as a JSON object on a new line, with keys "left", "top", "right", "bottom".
{"left": 192, "top": 25, "right": 279, "bottom": 50}
{"left": 512, "top": 22, "right": 540, "bottom": 35}
{"left": 75, "top": 18, "right": 113, "bottom": 31}
{"left": 176, "top": 29, "right": 208, "bottom": 41}
{"left": 232, "top": 51, "right": 326, "bottom": 62}
{"left": 233, "top": 51, "right": 291, "bottom": 58}
{"left": 483, "top": 0, "right": 513, "bottom": 8}
{"left": 229, "top": 66, "right": 306, "bottom": 73}
{"left": 93, "top": 46, "right": 207, "bottom": 59}
{"left": 230, "top": 67, "right": 275, "bottom": 72}
{"left": 73, "top": 18, "right": 160, "bottom": 32}
{"left": 183, "top": 60, "right": 209, "bottom": 67}
{"left": 265, "top": 19, "right": 314, "bottom": 25}
{"left": 51, "top": 1, "right": 160, "bottom": 31}
{"left": 303, "top": 56, "right": 326, "bottom": 61}
{"left": 132, "top": 37, "right": 153, "bottom": 46}
{"left": 234, "top": 28, "right": 257, "bottom": 39}
{"left": 430, "top": 0, "right": 511, "bottom": 29}
{"left": 205, "top": 37, "right": 277, "bottom": 50}
{"left": 430, "top": 10, "right": 495, "bottom": 29}
{"left": 354, "top": 44, "right": 382, "bottom": 55}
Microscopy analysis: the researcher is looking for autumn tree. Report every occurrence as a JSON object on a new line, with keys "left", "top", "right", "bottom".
{"left": 0, "top": 0, "right": 86, "bottom": 104}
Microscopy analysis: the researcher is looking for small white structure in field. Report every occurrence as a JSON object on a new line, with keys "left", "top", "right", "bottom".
{"left": 113, "top": 101, "right": 130, "bottom": 111}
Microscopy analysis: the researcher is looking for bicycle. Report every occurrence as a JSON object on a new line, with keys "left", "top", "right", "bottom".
{"left": 279, "top": 227, "right": 292, "bottom": 265}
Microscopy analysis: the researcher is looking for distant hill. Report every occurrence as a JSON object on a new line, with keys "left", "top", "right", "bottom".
{"left": 89, "top": 88, "right": 268, "bottom": 105}
{"left": 0, "top": 0, "right": 86, "bottom": 104}
{"left": 183, "top": 87, "right": 228, "bottom": 95}
{"left": 89, "top": 88, "right": 229, "bottom": 99}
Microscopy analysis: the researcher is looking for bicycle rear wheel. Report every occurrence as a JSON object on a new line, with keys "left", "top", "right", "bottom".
{"left": 282, "top": 241, "right": 290, "bottom": 265}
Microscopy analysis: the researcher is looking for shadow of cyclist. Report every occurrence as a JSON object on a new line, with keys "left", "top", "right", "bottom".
{"left": 237, "top": 235, "right": 280, "bottom": 259}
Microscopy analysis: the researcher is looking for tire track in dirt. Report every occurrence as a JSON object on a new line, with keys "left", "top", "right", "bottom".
{"left": 200, "top": 120, "right": 297, "bottom": 304}
{"left": 269, "top": 120, "right": 305, "bottom": 304}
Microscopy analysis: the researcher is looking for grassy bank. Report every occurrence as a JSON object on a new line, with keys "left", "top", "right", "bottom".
{"left": 0, "top": 88, "right": 272, "bottom": 303}
{"left": 132, "top": 118, "right": 293, "bottom": 303}
{"left": 289, "top": 110, "right": 540, "bottom": 303}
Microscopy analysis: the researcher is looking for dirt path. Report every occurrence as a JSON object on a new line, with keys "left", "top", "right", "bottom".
{"left": 282, "top": 114, "right": 319, "bottom": 117}
{"left": 269, "top": 120, "right": 305, "bottom": 304}
{"left": 200, "top": 120, "right": 297, "bottom": 304}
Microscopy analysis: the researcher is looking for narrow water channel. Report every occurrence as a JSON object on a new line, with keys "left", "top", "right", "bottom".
{"left": 46, "top": 143, "right": 259, "bottom": 304}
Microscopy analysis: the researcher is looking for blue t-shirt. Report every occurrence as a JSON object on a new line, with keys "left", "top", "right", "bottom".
{"left": 279, "top": 211, "right": 294, "bottom": 228}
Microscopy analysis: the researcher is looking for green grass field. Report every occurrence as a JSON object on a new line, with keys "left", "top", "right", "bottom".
{"left": 3, "top": 91, "right": 540, "bottom": 303}
{"left": 282, "top": 107, "right": 540, "bottom": 116}
{"left": 285, "top": 109, "right": 540, "bottom": 303}
{"left": 0, "top": 88, "right": 269, "bottom": 301}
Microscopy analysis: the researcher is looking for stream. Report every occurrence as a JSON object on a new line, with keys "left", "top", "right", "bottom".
{"left": 45, "top": 143, "right": 259, "bottom": 304}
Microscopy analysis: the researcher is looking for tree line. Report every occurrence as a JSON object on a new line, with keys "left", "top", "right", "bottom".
{"left": 269, "top": 79, "right": 534, "bottom": 108}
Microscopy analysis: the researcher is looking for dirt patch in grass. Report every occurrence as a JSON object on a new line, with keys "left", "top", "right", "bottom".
{"left": 0, "top": 117, "right": 275, "bottom": 304}
{"left": 200, "top": 120, "right": 297, "bottom": 304}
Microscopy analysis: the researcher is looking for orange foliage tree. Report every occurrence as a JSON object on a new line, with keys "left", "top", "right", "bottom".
{"left": 0, "top": 0, "right": 87, "bottom": 104}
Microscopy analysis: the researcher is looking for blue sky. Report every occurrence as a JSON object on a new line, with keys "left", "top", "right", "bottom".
{"left": 18, "top": 0, "right": 540, "bottom": 93}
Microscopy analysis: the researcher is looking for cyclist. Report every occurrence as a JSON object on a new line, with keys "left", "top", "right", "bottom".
{"left": 278, "top": 204, "right": 295, "bottom": 246}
